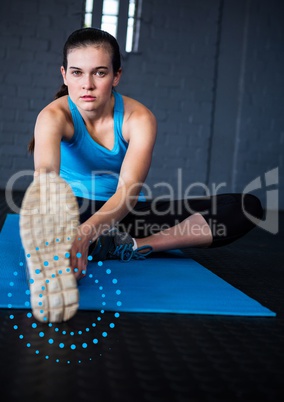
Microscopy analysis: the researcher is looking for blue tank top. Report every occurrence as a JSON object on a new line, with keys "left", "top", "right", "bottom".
{"left": 60, "top": 91, "right": 145, "bottom": 201}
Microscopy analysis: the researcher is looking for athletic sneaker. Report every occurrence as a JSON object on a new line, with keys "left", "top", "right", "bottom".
{"left": 19, "top": 172, "right": 79, "bottom": 323}
{"left": 89, "top": 228, "right": 153, "bottom": 262}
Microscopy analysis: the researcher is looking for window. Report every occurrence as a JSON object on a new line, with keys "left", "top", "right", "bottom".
{"left": 126, "top": 0, "right": 141, "bottom": 52}
{"left": 84, "top": 0, "right": 142, "bottom": 53}
{"left": 101, "top": 0, "right": 120, "bottom": 38}
{"left": 84, "top": 0, "right": 94, "bottom": 28}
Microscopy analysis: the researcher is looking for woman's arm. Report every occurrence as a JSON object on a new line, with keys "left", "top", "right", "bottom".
{"left": 33, "top": 99, "right": 71, "bottom": 175}
{"left": 87, "top": 106, "right": 156, "bottom": 231}
{"left": 71, "top": 104, "right": 157, "bottom": 277}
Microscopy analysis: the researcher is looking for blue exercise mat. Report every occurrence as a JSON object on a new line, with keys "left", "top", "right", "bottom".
{"left": 0, "top": 214, "right": 276, "bottom": 316}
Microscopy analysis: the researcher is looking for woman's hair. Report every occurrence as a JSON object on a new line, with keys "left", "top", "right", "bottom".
{"left": 28, "top": 27, "right": 121, "bottom": 152}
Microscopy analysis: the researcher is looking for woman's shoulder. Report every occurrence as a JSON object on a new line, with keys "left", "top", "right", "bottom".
{"left": 37, "top": 96, "right": 72, "bottom": 125}
{"left": 120, "top": 94, "right": 157, "bottom": 142}
{"left": 39, "top": 95, "right": 69, "bottom": 116}
{"left": 36, "top": 95, "right": 73, "bottom": 138}
{"left": 121, "top": 94, "right": 156, "bottom": 124}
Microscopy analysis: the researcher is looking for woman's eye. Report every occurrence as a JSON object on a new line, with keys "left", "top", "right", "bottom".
{"left": 72, "top": 71, "right": 81, "bottom": 76}
{"left": 96, "top": 71, "right": 106, "bottom": 77}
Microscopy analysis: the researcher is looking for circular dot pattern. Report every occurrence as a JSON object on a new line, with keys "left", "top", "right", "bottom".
{"left": 7, "top": 257, "right": 122, "bottom": 364}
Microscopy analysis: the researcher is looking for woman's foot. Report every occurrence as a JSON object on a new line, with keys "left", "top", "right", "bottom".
{"left": 20, "top": 172, "right": 79, "bottom": 323}
{"left": 89, "top": 228, "right": 153, "bottom": 262}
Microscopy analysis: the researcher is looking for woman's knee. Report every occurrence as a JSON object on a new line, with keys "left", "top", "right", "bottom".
{"left": 242, "top": 193, "right": 264, "bottom": 220}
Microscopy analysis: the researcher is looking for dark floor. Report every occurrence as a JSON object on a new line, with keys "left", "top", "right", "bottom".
{"left": 0, "top": 190, "right": 283, "bottom": 402}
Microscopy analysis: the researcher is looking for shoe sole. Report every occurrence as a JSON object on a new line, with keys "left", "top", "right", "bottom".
{"left": 19, "top": 172, "right": 79, "bottom": 323}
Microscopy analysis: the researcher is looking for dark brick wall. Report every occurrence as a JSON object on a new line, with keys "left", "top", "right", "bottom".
{"left": 0, "top": 0, "right": 283, "bottom": 211}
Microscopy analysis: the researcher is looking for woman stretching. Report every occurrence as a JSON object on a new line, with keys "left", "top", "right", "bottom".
{"left": 20, "top": 28, "right": 263, "bottom": 323}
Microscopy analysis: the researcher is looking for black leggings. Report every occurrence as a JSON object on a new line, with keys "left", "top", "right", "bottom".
{"left": 77, "top": 193, "right": 263, "bottom": 248}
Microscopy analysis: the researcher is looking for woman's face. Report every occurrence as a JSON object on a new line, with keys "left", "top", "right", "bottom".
{"left": 61, "top": 45, "right": 121, "bottom": 112}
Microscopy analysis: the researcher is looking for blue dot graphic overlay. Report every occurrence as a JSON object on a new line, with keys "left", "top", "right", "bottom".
{"left": 6, "top": 255, "right": 122, "bottom": 364}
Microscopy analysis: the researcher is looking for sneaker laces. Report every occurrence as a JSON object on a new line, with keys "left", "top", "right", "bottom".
{"left": 112, "top": 244, "right": 153, "bottom": 262}
{"left": 132, "top": 245, "right": 153, "bottom": 260}
{"left": 112, "top": 244, "right": 133, "bottom": 262}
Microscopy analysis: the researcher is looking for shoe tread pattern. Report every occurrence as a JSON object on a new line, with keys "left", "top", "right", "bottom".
{"left": 20, "top": 173, "right": 79, "bottom": 323}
